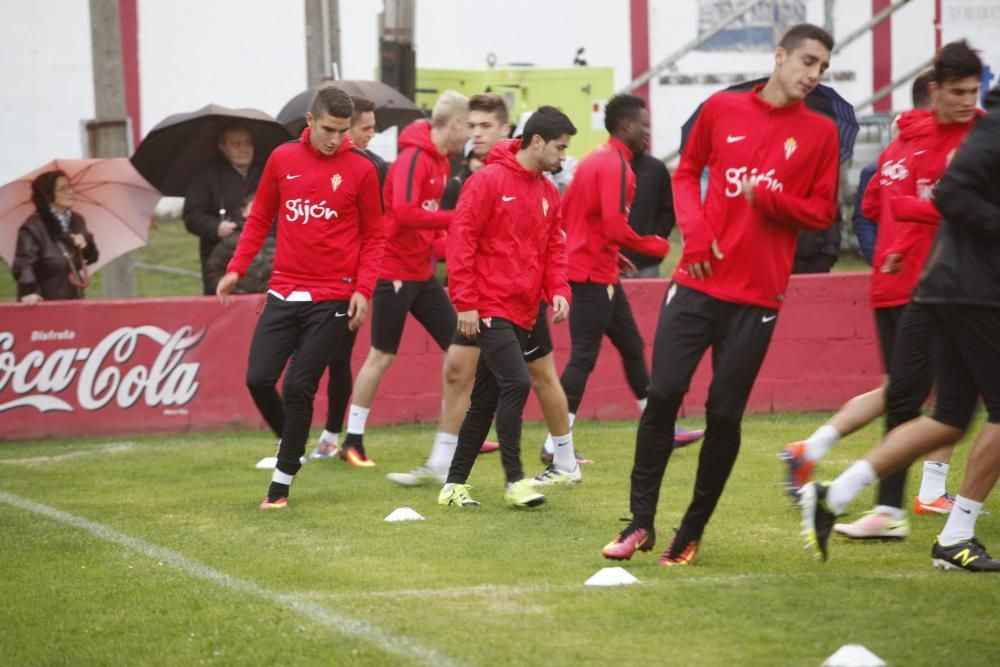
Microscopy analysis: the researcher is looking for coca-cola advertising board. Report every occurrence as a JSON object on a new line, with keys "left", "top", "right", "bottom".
{"left": 0, "top": 297, "right": 265, "bottom": 440}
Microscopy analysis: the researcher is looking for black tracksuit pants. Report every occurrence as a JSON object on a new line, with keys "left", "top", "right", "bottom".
{"left": 324, "top": 328, "right": 358, "bottom": 433}
{"left": 245, "top": 295, "right": 351, "bottom": 476}
{"left": 629, "top": 284, "right": 776, "bottom": 538}
{"left": 447, "top": 317, "right": 531, "bottom": 485}
{"left": 561, "top": 281, "right": 649, "bottom": 415}
{"left": 872, "top": 302, "right": 937, "bottom": 508}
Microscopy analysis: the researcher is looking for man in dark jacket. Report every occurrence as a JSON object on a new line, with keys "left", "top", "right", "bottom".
{"left": 183, "top": 122, "right": 262, "bottom": 295}
{"left": 622, "top": 149, "right": 676, "bottom": 278}
{"left": 800, "top": 83, "right": 1000, "bottom": 572}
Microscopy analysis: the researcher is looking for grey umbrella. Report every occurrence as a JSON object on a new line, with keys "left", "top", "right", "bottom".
{"left": 277, "top": 80, "right": 425, "bottom": 136}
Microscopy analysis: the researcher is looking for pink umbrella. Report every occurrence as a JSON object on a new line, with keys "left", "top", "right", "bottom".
{"left": 0, "top": 158, "right": 161, "bottom": 273}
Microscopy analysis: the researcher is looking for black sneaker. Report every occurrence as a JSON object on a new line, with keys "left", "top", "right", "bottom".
{"left": 800, "top": 482, "right": 837, "bottom": 562}
{"left": 658, "top": 527, "right": 700, "bottom": 566}
{"left": 340, "top": 436, "right": 375, "bottom": 467}
{"left": 931, "top": 536, "right": 1000, "bottom": 572}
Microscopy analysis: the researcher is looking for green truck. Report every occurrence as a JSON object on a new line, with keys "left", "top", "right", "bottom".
{"left": 415, "top": 66, "right": 615, "bottom": 159}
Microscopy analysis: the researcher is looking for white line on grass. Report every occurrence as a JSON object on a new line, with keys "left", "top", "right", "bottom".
{"left": 0, "top": 443, "right": 135, "bottom": 465}
{"left": 0, "top": 490, "right": 463, "bottom": 667}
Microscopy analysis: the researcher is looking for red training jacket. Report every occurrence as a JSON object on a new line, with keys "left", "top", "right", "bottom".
{"left": 227, "top": 128, "right": 385, "bottom": 301}
{"left": 882, "top": 112, "right": 979, "bottom": 306}
{"left": 379, "top": 120, "right": 452, "bottom": 281}
{"left": 673, "top": 85, "right": 839, "bottom": 309}
{"left": 447, "top": 139, "right": 570, "bottom": 330}
{"left": 862, "top": 109, "right": 934, "bottom": 308}
{"left": 563, "top": 136, "right": 669, "bottom": 284}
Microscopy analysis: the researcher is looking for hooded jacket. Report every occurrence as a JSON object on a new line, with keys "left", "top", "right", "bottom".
{"left": 447, "top": 139, "right": 570, "bottom": 330}
{"left": 563, "top": 137, "right": 669, "bottom": 284}
{"left": 863, "top": 109, "right": 978, "bottom": 308}
{"left": 915, "top": 85, "right": 1000, "bottom": 308}
{"left": 379, "top": 120, "right": 453, "bottom": 281}
{"left": 673, "top": 85, "right": 839, "bottom": 309}
{"left": 227, "top": 128, "right": 385, "bottom": 301}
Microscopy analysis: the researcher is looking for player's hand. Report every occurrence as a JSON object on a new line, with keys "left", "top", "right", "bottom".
{"left": 742, "top": 176, "right": 756, "bottom": 204}
{"left": 217, "top": 220, "right": 238, "bottom": 239}
{"left": 458, "top": 309, "right": 480, "bottom": 339}
{"left": 618, "top": 254, "right": 638, "bottom": 278}
{"left": 347, "top": 292, "right": 368, "bottom": 331}
{"left": 552, "top": 295, "right": 569, "bottom": 323}
{"left": 216, "top": 271, "right": 239, "bottom": 305}
{"left": 880, "top": 253, "right": 903, "bottom": 274}
{"left": 21, "top": 293, "right": 43, "bottom": 306}
{"left": 686, "top": 240, "right": 724, "bottom": 280}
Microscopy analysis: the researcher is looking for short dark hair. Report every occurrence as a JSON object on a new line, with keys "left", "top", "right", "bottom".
{"left": 521, "top": 106, "right": 577, "bottom": 146}
{"left": 933, "top": 40, "right": 982, "bottom": 85}
{"left": 310, "top": 85, "right": 354, "bottom": 119}
{"left": 30, "top": 170, "right": 70, "bottom": 241}
{"left": 468, "top": 93, "right": 509, "bottom": 125}
{"left": 912, "top": 69, "right": 934, "bottom": 108}
{"left": 218, "top": 121, "right": 252, "bottom": 142}
{"left": 779, "top": 23, "right": 834, "bottom": 54}
{"left": 604, "top": 94, "right": 646, "bottom": 134}
{"left": 350, "top": 95, "right": 376, "bottom": 119}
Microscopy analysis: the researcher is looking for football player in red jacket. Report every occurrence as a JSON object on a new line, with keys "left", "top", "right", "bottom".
{"left": 555, "top": 94, "right": 672, "bottom": 454}
{"left": 217, "top": 86, "right": 385, "bottom": 510}
{"left": 387, "top": 93, "right": 587, "bottom": 489}
{"left": 311, "top": 96, "right": 390, "bottom": 462}
{"left": 336, "top": 91, "right": 469, "bottom": 467}
{"left": 603, "top": 24, "right": 840, "bottom": 564}
{"left": 788, "top": 43, "right": 983, "bottom": 542}
{"left": 438, "top": 107, "right": 576, "bottom": 508}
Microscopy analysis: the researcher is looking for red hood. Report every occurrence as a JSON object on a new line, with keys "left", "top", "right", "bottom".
{"left": 486, "top": 139, "right": 546, "bottom": 180}
{"left": 398, "top": 119, "right": 444, "bottom": 156}
{"left": 896, "top": 109, "right": 934, "bottom": 141}
{"left": 299, "top": 127, "right": 355, "bottom": 157}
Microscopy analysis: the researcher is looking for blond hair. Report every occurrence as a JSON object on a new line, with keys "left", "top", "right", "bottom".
{"left": 431, "top": 90, "right": 469, "bottom": 128}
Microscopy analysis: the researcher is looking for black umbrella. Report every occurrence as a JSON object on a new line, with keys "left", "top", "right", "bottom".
{"left": 277, "top": 80, "right": 425, "bottom": 137}
{"left": 680, "top": 78, "right": 859, "bottom": 164}
{"left": 131, "top": 104, "right": 293, "bottom": 196}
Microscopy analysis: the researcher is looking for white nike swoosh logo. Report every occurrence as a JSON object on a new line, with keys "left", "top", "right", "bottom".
{"left": 762, "top": 315, "right": 776, "bottom": 323}
{"left": 286, "top": 174, "right": 302, "bottom": 180}
{"left": 727, "top": 135, "right": 746, "bottom": 143}
{"left": 914, "top": 150, "right": 927, "bottom": 155}
{"left": 523, "top": 346, "right": 540, "bottom": 357}
{"left": 334, "top": 312, "right": 348, "bottom": 317}
{"left": 502, "top": 195, "right": 516, "bottom": 202}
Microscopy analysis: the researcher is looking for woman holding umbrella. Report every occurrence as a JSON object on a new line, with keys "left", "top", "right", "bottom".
{"left": 11, "top": 170, "right": 98, "bottom": 303}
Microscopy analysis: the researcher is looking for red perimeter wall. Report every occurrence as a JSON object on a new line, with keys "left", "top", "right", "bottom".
{"left": 0, "top": 273, "right": 882, "bottom": 440}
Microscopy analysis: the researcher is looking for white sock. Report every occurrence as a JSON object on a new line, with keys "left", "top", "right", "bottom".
{"left": 272, "top": 469, "right": 294, "bottom": 485}
{"left": 319, "top": 429, "right": 339, "bottom": 445}
{"left": 637, "top": 398, "right": 647, "bottom": 412}
{"left": 427, "top": 432, "right": 458, "bottom": 472}
{"left": 441, "top": 482, "right": 455, "bottom": 492}
{"left": 346, "top": 404, "right": 370, "bottom": 435}
{"left": 551, "top": 432, "right": 576, "bottom": 471}
{"left": 826, "top": 460, "right": 878, "bottom": 515}
{"left": 918, "top": 461, "right": 949, "bottom": 503}
{"left": 803, "top": 424, "right": 840, "bottom": 461}
{"left": 939, "top": 495, "right": 983, "bottom": 545}
{"left": 544, "top": 413, "right": 576, "bottom": 455}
